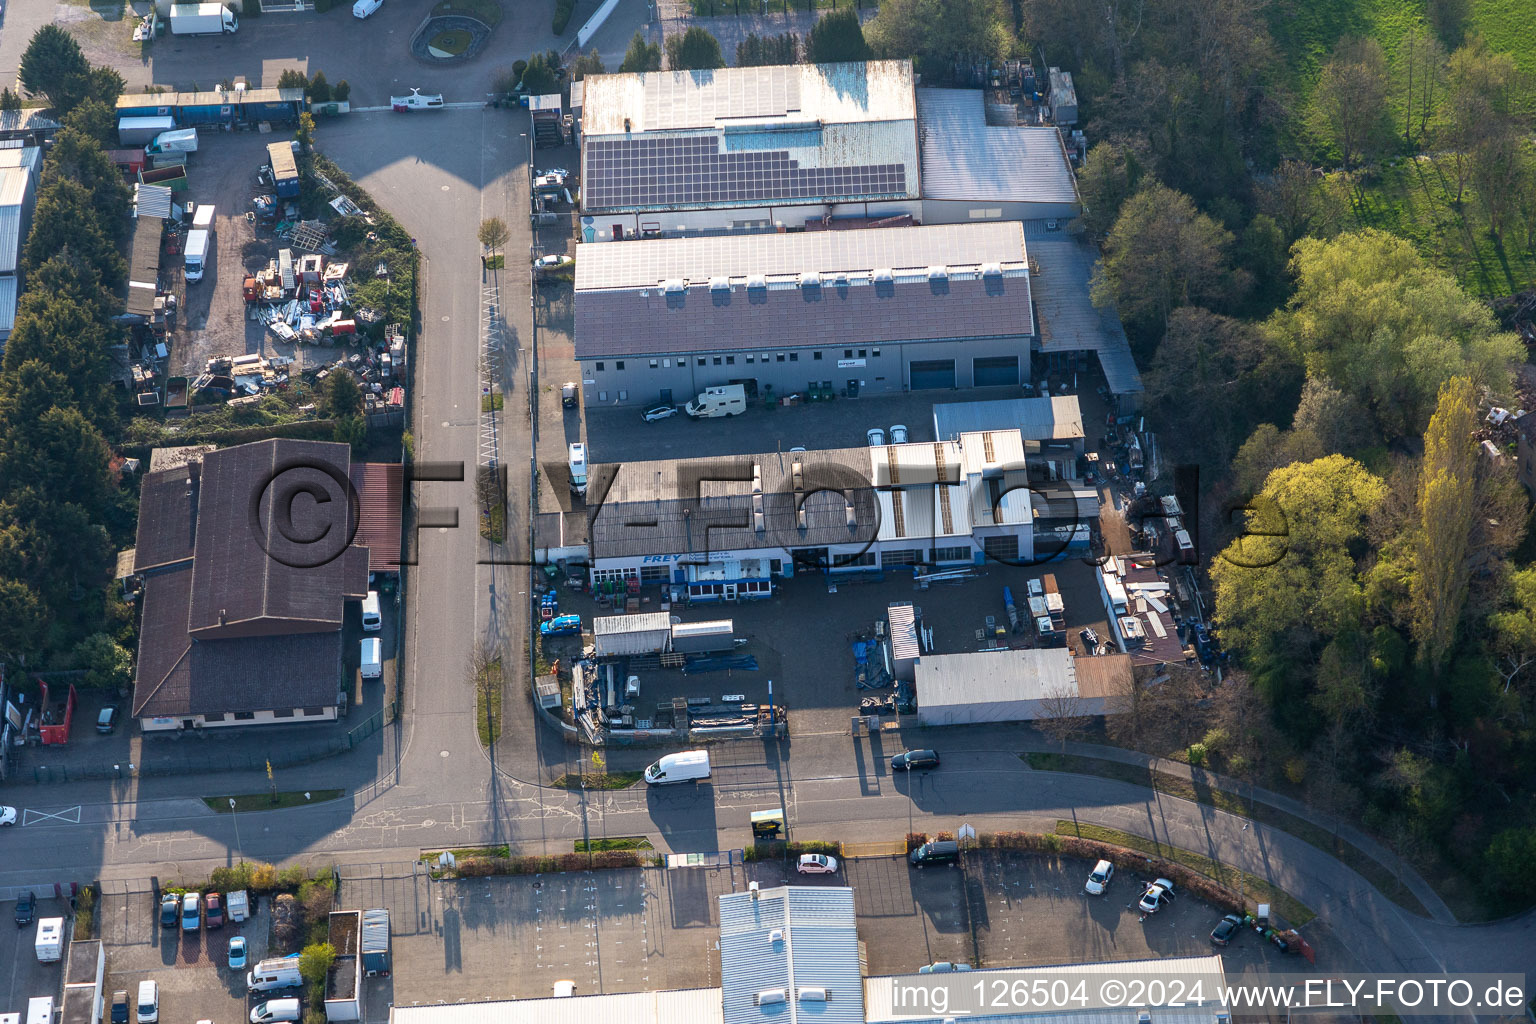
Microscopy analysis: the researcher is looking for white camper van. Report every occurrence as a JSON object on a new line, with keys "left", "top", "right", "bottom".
{"left": 684, "top": 385, "right": 746, "bottom": 419}
{"left": 643, "top": 750, "right": 710, "bottom": 785}
{"left": 567, "top": 442, "right": 588, "bottom": 496}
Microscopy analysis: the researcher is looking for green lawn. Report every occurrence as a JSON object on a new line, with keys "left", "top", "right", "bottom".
{"left": 476, "top": 657, "right": 502, "bottom": 745}
{"left": 551, "top": 771, "right": 642, "bottom": 790}
{"left": 1472, "top": 0, "right": 1536, "bottom": 72}
{"left": 204, "top": 790, "right": 343, "bottom": 812}
{"left": 420, "top": 845, "right": 511, "bottom": 861}
{"left": 574, "top": 836, "right": 653, "bottom": 852}
{"left": 430, "top": 0, "right": 501, "bottom": 26}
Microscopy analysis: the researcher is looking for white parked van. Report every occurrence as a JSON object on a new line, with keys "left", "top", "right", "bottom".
{"left": 643, "top": 750, "right": 710, "bottom": 785}
{"left": 360, "top": 637, "right": 382, "bottom": 680}
{"left": 361, "top": 590, "right": 381, "bottom": 632}
{"left": 247, "top": 956, "right": 303, "bottom": 993}
{"left": 27, "top": 996, "right": 54, "bottom": 1024}
{"left": 685, "top": 384, "right": 746, "bottom": 419}
{"left": 568, "top": 442, "right": 588, "bottom": 496}
{"left": 136, "top": 981, "right": 159, "bottom": 1024}
{"left": 249, "top": 999, "right": 300, "bottom": 1024}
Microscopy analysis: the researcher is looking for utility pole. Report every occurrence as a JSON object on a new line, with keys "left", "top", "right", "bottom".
{"left": 229, "top": 797, "right": 243, "bottom": 862}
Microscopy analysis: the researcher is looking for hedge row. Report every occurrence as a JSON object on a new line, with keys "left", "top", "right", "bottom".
{"left": 552, "top": 0, "right": 576, "bottom": 33}
{"left": 743, "top": 839, "right": 841, "bottom": 861}
{"left": 451, "top": 850, "right": 645, "bottom": 876}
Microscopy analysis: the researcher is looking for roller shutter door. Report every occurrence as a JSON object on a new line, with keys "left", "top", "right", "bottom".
{"left": 909, "top": 359, "right": 956, "bottom": 390}
{"left": 973, "top": 356, "right": 1019, "bottom": 387}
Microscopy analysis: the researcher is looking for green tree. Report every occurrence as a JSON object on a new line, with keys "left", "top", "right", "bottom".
{"left": 322, "top": 371, "right": 363, "bottom": 420}
{"left": 1212, "top": 455, "right": 1386, "bottom": 660}
{"left": 1441, "top": 38, "right": 1530, "bottom": 230}
{"left": 1410, "top": 378, "right": 1478, "bottom": 673}
{"left": 619, "top": 32, "right": 661, "bottom": 74}
{"left": 865, "top": 0, "right": 1009, "bottom": 65}
{"left": 73, "top": 632, "right": 133, "bottom": 690}
{"left": 737, "top": 32, "right": 799, "bottom": 68}
{"left": 0, "top": 577, "right": 49, "bottom": 663}
{"left": 277, "top": 68, "right": 309, "bottom": 91}
{"left": 1090, "top": 181, "right": 1235, "bottom": 336}
{"left": 17, "top": 25, "right": 91, "bottom": 113}
{"left": 0, "top": 88, "right": 19, "bottom": 112}
{"left": 805, "top": 9, "right": 871, "bottom": 64}
{"left": 61, "top": 98, "right": 117, "bottom": 147}
{"left": 665, "top": 27, "right": 724, "bottom": 71}
{"left": 334, "top": 414, "right": 367, "bottom": 449}
{"left": 333, "top": 80, "right": 350, "bottom": 102}
{"left": 1265, "top": 229, "right": 1523, "bottom": 440}
{"left": 520, "top": 52, "right": 561, "bottom": 95}
{"left": 84, "top": 66, "right": 125, "bottom": 109}
{"left": 1306, "top": 36, "right": 1391, "bottom": 173}
{"left": 1490, "top": 566, "right": 1536, "bottom": 693}
{"left": 307, "top": 71, "right": 331, "bottom": 104}
{"left": 295, "top": 111, "right": 315, "bottom": 151}
{"left": 23, "top": 179, "right": 125, "bottom": 288}
{"left": 0, "top": 406, "right": 113, "bottom": 509}
{"left": 298, "top": 943, "right": 336, "bottom": 985}
{"left": 569, "top": 49, "right": 605, "bottom": 81}
{"left": 477, "top": 218, "right": 509, "bottom": 259}
{"left": 1484, "top": 828, "right": 1536, "bottom": 902}
{"left": 1076, "top": 141, "right": 1141, "bottom": 240}
{"left": 42, "top": 127, "right": 133, "bottom": 242}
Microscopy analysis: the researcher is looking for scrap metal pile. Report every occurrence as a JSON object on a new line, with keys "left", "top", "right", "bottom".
{"left": 248, "top": 248, "right": 358, "bottom": 345}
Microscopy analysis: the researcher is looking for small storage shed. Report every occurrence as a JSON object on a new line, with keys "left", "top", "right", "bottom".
{"left": 592, "top": 612, "right": 672, "bottom": 657}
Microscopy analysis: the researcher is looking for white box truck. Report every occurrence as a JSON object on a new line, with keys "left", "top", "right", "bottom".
{"left": 168, "top": 3, "right": 238, "bottom": 34}
{"left": 685, "top": 384, "right": 746, "bottom": 418}
{"left": 643, "top": 750, "right": 710, "bottom": 785}
{"left": 35, "top": 917, "right": 63, "bottom": 962}
{"left": 567, "top": 442, "right": 588, "bottom": 496}
{"left": 226, "top": 890, "right": 250, "bottom": 923}
{"left": 27, "top": 998, "right": 53, "bottom": 1024}
{"left": 184, "top": 209, "right": 213, "bottom": 283}
{"left": 247, "top": 956, "right": 303, "bottom": 993}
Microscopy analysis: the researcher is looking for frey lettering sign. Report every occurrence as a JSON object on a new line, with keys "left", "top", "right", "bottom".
{"left": 641, "top": 551, "right": 741, "bottom": 564}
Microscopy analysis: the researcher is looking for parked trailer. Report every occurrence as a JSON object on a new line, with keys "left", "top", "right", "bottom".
{"left": 139, "top": 165, "right": 188, "bottom": 191}
{"left": 168, "top": 3, "right": 238, "bottom": 35}
{"left": 118, "top": 115, "right": 175, "bottom": 147}
{"left": 267, "top": 141, "right": 300, "bottom": 198}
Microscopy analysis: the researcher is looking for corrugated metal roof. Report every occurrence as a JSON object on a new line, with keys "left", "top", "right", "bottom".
{"left": 135, "top": 183, "right": 175, "bottom": 220}
{"left": 0, "top": 109, "right": 60, "bottom": 135}
{"left": 933, "top": 395, "right": 1085, "bottom": 442}
{"left": 0, "top": 273, "right": 14, "bottom": 335}
{"left": 594, "top": 611, "right": 672, "bottom": 635}
{"left": 579, "top": 222, "right": 1024, "bottom": 290}
{"left": 866, "top": 955, "right": 1227, "bottom": 1023}
{"left": 348, "top": 462, "right": 404, "bottom": 573}
{"left": 125, "top": 215, "right": 163, "bottom": 317}
{"left": 916, "top": 89, "right": 1078, "bottom": 205}
{"left": 0, "top": 166, "right": 31, "bottom": 274}
{"left": 0, "top": 145, "right": 41, "bottom": 176}
{"left": 888, "top": 603, "right": 919, "bottom": 662}
{"left": 915, "top": 648, "right": 1077, "bottom": 710}
{"left": 1022, "top": 220, "right": 1142, "bottom": 395}
{"left": 583, "top": 61, "right": 915, "bottom": 136}
{"left": 360, "top": 908, "right": 389, "bottom": 954}
{"left": 391, "top": 989, "right": 724, "bottom": 1024}
{"left": 719, "top": 886, "right": 863, "bottom": 1024}
{"left": 671, "top": 619, "right": 733, "bottom": 638}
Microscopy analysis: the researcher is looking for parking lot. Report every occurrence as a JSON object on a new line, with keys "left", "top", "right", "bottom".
{"left": 98, "top": 888, "right": 272, "bottom": 1024}
{"left": 337, "top": 848, "right": 1327, "bottom": 1007}
{"left": 0, "top": 892, "right": 74, "bottom": 1016}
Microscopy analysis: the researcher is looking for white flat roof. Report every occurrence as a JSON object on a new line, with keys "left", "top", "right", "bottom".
{"left": 914, "top": 648, "right": 1077, "bottom": 708}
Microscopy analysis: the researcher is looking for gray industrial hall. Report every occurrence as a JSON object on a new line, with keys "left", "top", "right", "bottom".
{"left": 573, "top": 221, "right": 1035, "bottom": 408}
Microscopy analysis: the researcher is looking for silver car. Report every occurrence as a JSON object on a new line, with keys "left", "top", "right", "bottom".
{"left": 642, "top": 405, "right": 678, "bottom": 422}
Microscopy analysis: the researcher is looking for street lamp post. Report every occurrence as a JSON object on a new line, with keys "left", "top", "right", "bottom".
{"left": 229, "top": 797, "right": 243, "bottom": 863}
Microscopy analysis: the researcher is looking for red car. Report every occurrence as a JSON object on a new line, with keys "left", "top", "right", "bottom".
{"left": 204, "top": 892, "right": 225, "bottom": 929}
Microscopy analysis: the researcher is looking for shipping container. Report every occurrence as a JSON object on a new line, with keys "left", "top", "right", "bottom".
{"left": 360, "top": 909, "right": 390, "bottom": 976}
{"left": 118, "top": 116, "right": 176, "bottom": 147}
{"left": 592, "top": 612, "right": 672, "bottom": 657}
{"left": 669, "top": 619, "right": 735, "bottom": 655}
{"left": 267, "top": 141, "right": 300, "bottom": 198}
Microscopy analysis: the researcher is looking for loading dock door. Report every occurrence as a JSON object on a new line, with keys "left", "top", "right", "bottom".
{"left": 909, "top": 359, "right": 956, "bottom": 390}
{"left": 973, "top": 356, "right": 1019, "bottom": 387}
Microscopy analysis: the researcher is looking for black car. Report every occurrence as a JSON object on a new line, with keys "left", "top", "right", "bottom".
{"left": 110, "top": 991, "right": 129, "bottom": 1024}
{"left": 891, "top": 749, "right": 940, "bottom": 771}
{"left": 14, "top": 891, "right": 35, "bottom": 927}
{"left": 97, "top": 705, "right": 119, "bottom": 734}
{"left": 159, "top": 892, "right": 179, "bottom": 928}
{"left": 1210, "top": 913, "right": 1244, "bottom": 947}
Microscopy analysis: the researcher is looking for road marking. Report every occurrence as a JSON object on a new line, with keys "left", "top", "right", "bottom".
{"left": 24, "top": 805, "right": 82, "bottom": 825}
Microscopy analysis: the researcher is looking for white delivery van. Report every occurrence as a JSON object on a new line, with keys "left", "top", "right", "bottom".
{"left": 27, "top": 997, "right": 54, "bottom": 1024}
{"left": 34, "top": 916, "right": 63, "bottom": 961}
{"left": 249, "top": 1000, "right": 300, "bottom": 1024}
{"left": 684, "top": 384, "right": 746, "bottom": 419}
{"left": 183, "top": 229, "right": 210, "bottom": 283}
{"left": 136, "top": 981, "right": 158, "bottom": 1024}
{"left": 567, "top": 442, "right": 588, "bottom": 496}
{"left": 361, "top": 590, "right": 381, "bottom": 632}
{"left": 247, "top": 956, "right": 303, "bottom": 993}
{"left": 360, "top": 638, "right": 382, "bottom": 680}
{"left": 643, "top": 750, "right": 710, "bottom": 785}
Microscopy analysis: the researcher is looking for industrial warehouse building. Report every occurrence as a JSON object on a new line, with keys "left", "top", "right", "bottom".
{"left": 574, "top": 222, "right": 1035, "bottom": 406}
{"left": 578, "top": 61, "right": 923, "bottom": 242}
{"left": 911, "top": 648, "right": 1132, "bottom": 727}
{"left": 584, "top": 429, "right": 1069, "bottom": 594}
{"left": 387, "top": 885, "right": 1231, "bottom": 1024}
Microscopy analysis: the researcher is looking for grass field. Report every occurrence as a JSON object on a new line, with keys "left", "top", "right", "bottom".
{"left": 204, "top": 790, "right": 343, "bottom": 812}
{"left": 1470, "top": 0, "right": 1536, "bottom": 71}
{"left": 574, "top": 836, "right": 654, "bottom": 852}
{"left": 550, "top": 771, "right": 643, "bottom": 790}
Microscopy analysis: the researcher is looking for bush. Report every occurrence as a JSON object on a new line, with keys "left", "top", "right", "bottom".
{"left": 934, "top": 830, "right": 955, "bottom": 843}
{"left": 299, "top": 942, "right": 335, "bottom": 985}
{"left": 298, "top": 877, "right": 335, "bottom": 925}
{"left": 277, "top": 69, "right": 309, "bottom": 91}
{"left": 333, "top": 80, "right": 349, "bottom": 102}
{"left": 447, "top": 850, "right": 644, "bottom": 876}
{"left": 272, "top": 894, "right": 301, "bottom": 952}
{"left": 1200, "top": 728, "right": 1229, "bottom": 755}
{"left": 906, "top": 833, "right": 927, "bottom": 852}
{"left": 74, "top": 885, "right": 96, "bottom": 939}
{"left": 1186, "top": 742, "right": 1208, "bottom": 768}
{"left": 278, "top": 864, "right": 310, "bottom": 889}
{"left": 308, "top": 72, "right": 331, "bottom": 104}
{"left": 250, "top": 862, "right": 279, "bottom": 892}
{"left": 552, "top": 0, "right": 576, "bottom": 33}
{"left": 74, "top": 632, "right": 133, "bottom": 689}
{"left": 1283, "top": 757, "right": 1308, "bottom": 785}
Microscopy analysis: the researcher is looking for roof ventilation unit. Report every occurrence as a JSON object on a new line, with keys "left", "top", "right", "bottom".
{"left": 709, "top": 276, "right": 731, "bottom": 291}
{"left": 830, "top": 272, "right": 847, "bottom": 286}
{"left": 661, "top": 279, "right": 686, "bottom": 294}
{"left": 927, "top": 265, "right": 949, "bottom": 280}
{"left": 799, "top": 271, "right": 821, "bottom": 287}
{"left": 845, "top": 501, "right": 857, "bottom": 529}
{"left": 1137, "top": 1013, "right": 1152, "bottom": 1024}
{"left": 768, "top": 929, "right": 784, "bottom": 944}
{"left": 798, "top": 988, "right": 829, "bottom": 1002}
{"left": 981, "top": 262, "right": 1003, "bottom": 276}
{"left": 747, "top": 274, "right": 767, "bottom": 289}
{"left": 872, "top": 268, "right": 893, "bottom": 282}
{"left": 755, "top": 990, "right": 788, "bottom": 1007}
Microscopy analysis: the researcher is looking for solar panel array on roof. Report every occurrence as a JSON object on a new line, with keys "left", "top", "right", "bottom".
{"left": 585, "top": 136, "right": 905, "bottom": 210}
{"left": 643, "top": 65, "right": 801, "bottom": 129}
